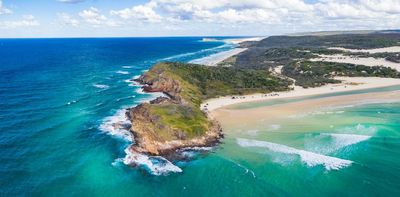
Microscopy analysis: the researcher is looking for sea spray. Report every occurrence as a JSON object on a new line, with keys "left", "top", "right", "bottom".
{"left": 123, "top": 147, "right": 182, "bottom": 176}
{"left": 93, "top": 84, "right": 110, "bottom": 89}
{"left": 99, "top": 109, "right": 132, "bottom": 142}
{"left": 237, "top": 138, "right": 353, "bottom": 170}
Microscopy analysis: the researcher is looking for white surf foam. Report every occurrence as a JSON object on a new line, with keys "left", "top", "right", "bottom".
{"left": 93, "top": 84, "right": 110, "bottom": 89}
{"left": 116, "top": 95, "right": 136, "bottom": 102}
{"left": 305, "top": 132, "right": 371, "bottom": 154}
{"left": 237, "top": 138, "right": 353, "bottom": 170}
{"left": 122, "top": 66, "right": 132, "bottom": 69}
{"left": 337, "top": 124, "right": 377, "bottom": 135}
{"left": 116, "top": 70, "right": 129, "bottom": 75}
{"left": 123, "top": 147, "right": 182, "bottom": 176}
{"left": 135, "top": 87, "right": 145, "bottom": 94}
{"left": 99, "top": 109, "right": 132, "bottom": 142}
{"left": 67, "top": 100, "right": 78, "bottom": 105}
{"left": 327, "top": 133, "right": 371, "bottom": 150}
{"left": 162, "top": 44, "right": 230, "bottom": 61}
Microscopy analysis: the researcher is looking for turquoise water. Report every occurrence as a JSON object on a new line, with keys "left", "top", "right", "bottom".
{"left": 1, "top": 38, "right": 400, "bottom": 196}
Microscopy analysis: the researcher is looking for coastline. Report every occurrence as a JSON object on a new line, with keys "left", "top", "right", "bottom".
{"left": 190, "top": 37, "right": 263, "bottom": 66}
{"left": 211, "top": 86, "right": 400, "bottom": 130}
{"left": 202, "top": 77, "right": 400, "bottom": 112}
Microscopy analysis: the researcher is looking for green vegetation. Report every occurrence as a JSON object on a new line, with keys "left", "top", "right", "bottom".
{"left": 147, "top": 103, "right": 210, "bottom": 139}
{"left": 138, "top": 62, "right": 292, "bottom": 140}
{"left": 283, "top": 61, "right": 400, "bottom": 88}
{"left": 235, "top": 33, "right": 400, "bottom": 69}
{"left": 135, "top": 33, "right": 400, "bottom": 142}
{"left": 146, "top": 62, "right": 292, "bottom": 106}
{"left": 360, "top": 52, "right": 400, "bottom": 63}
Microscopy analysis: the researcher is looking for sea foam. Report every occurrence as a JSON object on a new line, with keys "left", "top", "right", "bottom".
{"left": 116, "top": 70, "right": 129, "bottom": 75}
{"left": 123, "top": 147, "right": 182, "bottom": 176}
{"left": 93, "top": 84, "right": 110, "bottom": 89}
{"left": 99, "top": 109, "right": 132, "bottom": 142}
{"left": 327, "top": 133, "right": 371, "bottom": 150}
{"left": 237, "top": 138, "right": 353, "bottom": 170}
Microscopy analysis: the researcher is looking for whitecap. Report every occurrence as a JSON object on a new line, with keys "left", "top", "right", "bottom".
{"left": 122, "top": 66, "right": 132, "bottom": 69}
{"left": 236, "top": 138, "right": 353, "bottom": 170}
{"left": 123, "top": 148, "right": 182, "bottom": 176}
{"left": 337, "top": 124, "right": 377, "bottom": 135}
{"left": 116, "top": 70, "right": 129, "bottom": 75}
{"left": 135, "top": 87, "right": 145, "bottom": 94}
{"left": 304, "top": 132, "right": 371, "bottom": 154}
{"left": 116, "top": 95, "right": 136, "bottom": 102}
{"left": 67, "top": 100, "right": 77, "bottom": 105}
{"left": 93, "top": 84, "right": 110, "bottom": 89}
{"left": 161, "top": 44, "right": 231, "bottom": 61}
{"left": 99, "top": 109, "right": 132, "bottom": 142}
{"left": 111, "top": 158, "right": 124, "bottom": 167}
{"left": 327, "top": 133, "right": 371, "bottom": 150}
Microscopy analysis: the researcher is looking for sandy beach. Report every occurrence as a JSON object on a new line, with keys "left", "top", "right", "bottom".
{"left": 311, "top": 54, "right": 400, "bottom": 71}
{"left": 330, "top": 46, "right": 400, "bottom": 53}
{"left": 190, "top": 48, "right": 247, "bottom": 66}
{"left": 201, "top": 77, "right": 400, "bottom": 112}
{"left": 211, "top": 87, "right": 400, "bottom": 129}
{"left": 190, "top": 37, "right": 264, "bottom": 66}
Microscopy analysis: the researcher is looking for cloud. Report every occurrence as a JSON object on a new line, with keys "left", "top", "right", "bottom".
{"left": 0, "top": 0, "right": 12, "bottom": 15}
{"left": 0, "top": 15, "right": 40, "bottom": 29}
{"left": 58, "top": 13, "right": 80, "bottom": 27}
{"left": 110, "top": 2, "right": 162, "bottom": 22}
{"left": 57, "top": 0, "right": 85, "bottom": 4}
{"left": 79, "top": 7, "right": 119, "bottom": 27}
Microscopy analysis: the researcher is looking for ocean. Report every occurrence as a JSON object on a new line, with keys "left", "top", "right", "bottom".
{"left": 1, "top": 37, "right": 400, "bottom": 196}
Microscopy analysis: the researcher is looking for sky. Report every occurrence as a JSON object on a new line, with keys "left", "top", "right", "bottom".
{"left": 0, "top": 0, "right": 399, "bottom": 38}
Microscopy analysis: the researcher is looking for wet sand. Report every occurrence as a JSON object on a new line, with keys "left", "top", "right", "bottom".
{"left": 211, "top": 89, "right": 400, "bottom": 130}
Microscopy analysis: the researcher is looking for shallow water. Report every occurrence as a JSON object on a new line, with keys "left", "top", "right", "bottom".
{"left": 1, "top": 38, "right": 400, "bottom": 196}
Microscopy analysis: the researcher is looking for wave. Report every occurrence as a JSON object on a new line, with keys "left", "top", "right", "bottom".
{"left": 304, "top": 131, "right": 372, "bottom": 154}
{"left": 328, "top": 133, "right": 371, "bottom": 150}
{"left": 135, "top": 87, "right": 145, "bottom": 94}
{"left": 161, "top": 44, "right": 232, "bottom": 61}
{"left": 99, "top": 109, "right": 132, "bottom": 142}
{"left": 116, "top": 70, "right": 129, "bottom": 75}
{"left": 93, "top": 84, "right": 110, "bottom": 89}
{"left": 116, "top": 95, "right": 136, "bottom": 102}
{"left": 122, "top": 66, "right": 132, "bottom": 69}
{"left": 337, "top": 124, "right": 377, "bottom": 135}
{"left": 67, "top": 100, "right": 78, "bottom": 105}
{"left": 123, "top": 147, "right": 182, "bottom": 176}
{"left": 237, "top": 138, "right": 353, "bottom": 170}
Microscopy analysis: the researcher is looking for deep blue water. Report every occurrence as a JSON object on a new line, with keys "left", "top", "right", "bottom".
{"left": 0, "top": 37, "right": 234, "bottom": 195}
{"left": 2, "top": 38, "right": 400, "bottom": 196}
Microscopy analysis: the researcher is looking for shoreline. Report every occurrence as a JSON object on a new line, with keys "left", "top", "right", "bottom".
{"left": 190, "top": 37, "right": 264, "bottom": 66}
{"left": 202, "top": 77, "right": 400, "bottom": 112}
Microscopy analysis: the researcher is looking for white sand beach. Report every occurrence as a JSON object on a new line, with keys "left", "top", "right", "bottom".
{"left": 191, "top": 37, "right": 264, "bottom": 66}
{"left": 223, "top": 37, "right": 265, "bottom": 44}
{"left": 329, "top": 46, "right": 400, "bottom": 53}
{"left": 201, "top": 77, "right": 400, "bottom": 112}
{"left": 311, "top": 54, "right": 400, "bottom": 71}
{"left": 190, "top": 48, "right": 247, "bottom": 66}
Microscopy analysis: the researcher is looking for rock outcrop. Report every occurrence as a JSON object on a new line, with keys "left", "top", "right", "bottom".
{"left": 128, "top": 65, "right": 223, "bottom": 157}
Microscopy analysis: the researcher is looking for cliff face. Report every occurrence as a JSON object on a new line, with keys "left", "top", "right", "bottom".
{"left": 135, "top": 70, "right": 184, "bottom": 103}
{"left": 128, "top": 64, "right": 222, "bottom": 156}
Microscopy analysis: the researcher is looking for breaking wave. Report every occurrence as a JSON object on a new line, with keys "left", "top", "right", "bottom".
{"left": 116, "top": 70, "right": 129, "bottom": 75}
{"left": 99, "top": 109, "right": 132, "bottom": 142}
{"left": 237, "top": 138, "right": 353, "bottom": 170}
{"left": 123, "top": 148, "right": 182, "bottom": 176}
{"left": 93, "top": 84, "right": 110, "bottom": 89}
